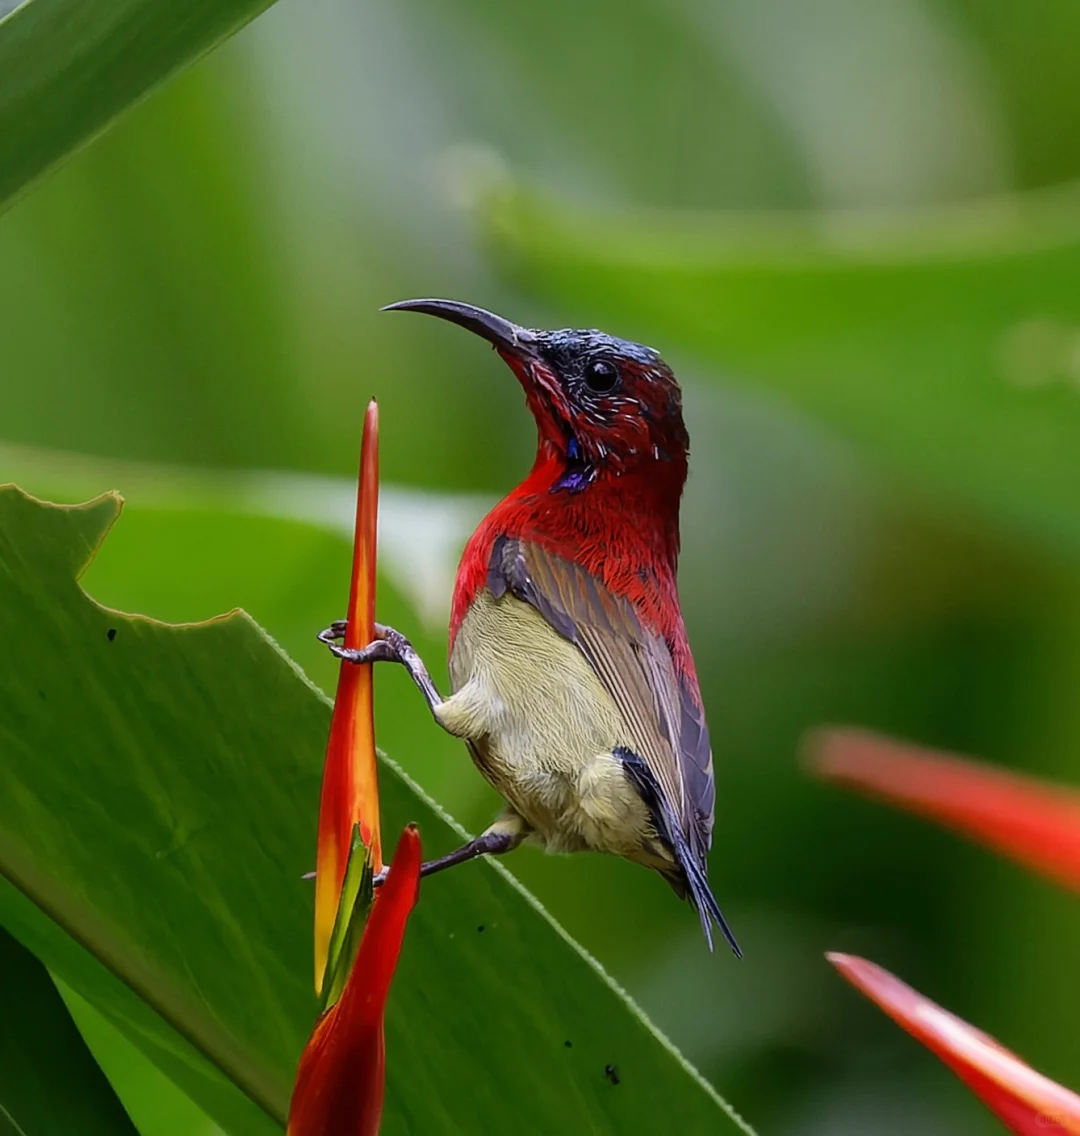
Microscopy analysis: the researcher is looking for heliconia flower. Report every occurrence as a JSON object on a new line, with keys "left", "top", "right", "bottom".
{"left": 805, "top": 728, "right": 1080, "bottom": 894}
{"left": 290, "top": 825, "right": 421, "bottom": 1136}
{"left": 315, "top": 400, "right": 384, "bottom": 996}
{"left": 828, "top": 953, "right": 1080, "bottom": 1135}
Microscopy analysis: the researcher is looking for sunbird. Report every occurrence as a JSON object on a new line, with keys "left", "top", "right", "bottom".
{"left": 322, "top": 299, "right": 740, "bottom": 955}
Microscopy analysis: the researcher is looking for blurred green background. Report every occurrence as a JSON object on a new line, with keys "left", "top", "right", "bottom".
{"left": 5, "top": 0, "right": 1080, "bottom": 1132}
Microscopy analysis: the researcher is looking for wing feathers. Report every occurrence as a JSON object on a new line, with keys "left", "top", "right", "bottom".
{"left": 489, "top": 535, "right": 714, "bottom": 868}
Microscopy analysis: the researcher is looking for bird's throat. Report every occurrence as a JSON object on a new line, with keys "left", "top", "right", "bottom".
{"left": 552, "top": 437, "right": 595, "bottom": 495}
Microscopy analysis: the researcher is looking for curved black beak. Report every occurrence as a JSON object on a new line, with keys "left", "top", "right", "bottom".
{"left": 382, "top": 298, "right": 538, "bottom": 358}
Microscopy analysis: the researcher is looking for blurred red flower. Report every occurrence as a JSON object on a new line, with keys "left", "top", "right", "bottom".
{"left": 810, "top": 728, "right": 1080, "bottom": 1133}
{"left": 806, "top": 727, "right": 1080, "bottom": 892}
{"left": 829, "top": 954, "right": 1080, "bottom": 1135}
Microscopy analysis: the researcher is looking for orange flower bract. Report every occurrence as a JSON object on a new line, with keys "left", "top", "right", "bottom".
{"left": 315, "top": 400, "right": 384, "bottom": 996}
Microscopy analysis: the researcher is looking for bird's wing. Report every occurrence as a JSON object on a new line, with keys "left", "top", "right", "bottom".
{"left": 487, "top": 536, "right": 714, "bottom": 865}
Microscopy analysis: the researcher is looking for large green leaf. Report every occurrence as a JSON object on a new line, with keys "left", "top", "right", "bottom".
{"left": 0, "top": 486, "right": 754, "bottom": 1135}
{"left": 58, "top": 981, "right": 226, "bottom": 1136}
{"left": 483, "top": 185, "right": 1080, "bottom": 557}
{"left": 0, "top": 0, "right": 277, "bottom": 214}
{"left": 0, "top": 441, "right": 494, "bottom": 828}
{"left": 0, "top": 923, "right": 139, "bottom": 1135}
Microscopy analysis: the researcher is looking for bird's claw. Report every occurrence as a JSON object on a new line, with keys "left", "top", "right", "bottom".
{"left": 318, "top": 620, "right": 413, "bottom": 667}
{"left": 316, "top": 620, "right": 347, "bottom": 647}
{"left": 328, "top": 639, "right": 399, "bottom": 665}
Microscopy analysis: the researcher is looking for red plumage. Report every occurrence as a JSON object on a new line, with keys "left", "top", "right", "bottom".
{"left": 451, "top": 446, "right": 694, "bottom": 679}
{"left": 450, "top": 349, "right": 696, "bottom": 683}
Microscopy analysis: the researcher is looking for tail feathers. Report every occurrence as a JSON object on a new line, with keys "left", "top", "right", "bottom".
{"left": 676, "top": 847, "right": 742, "bottom": 958}
{"left": 616, "top": 746, "right": 742, "bottom": 958}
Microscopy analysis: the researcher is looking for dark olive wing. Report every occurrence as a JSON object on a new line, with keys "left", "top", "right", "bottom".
{"left": 487, "top": 536, "right": 714, "bottom": 866}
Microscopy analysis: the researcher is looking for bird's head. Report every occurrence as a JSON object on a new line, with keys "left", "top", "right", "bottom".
{"left": 384, "top": 298, "right": 689, "bottom": 494}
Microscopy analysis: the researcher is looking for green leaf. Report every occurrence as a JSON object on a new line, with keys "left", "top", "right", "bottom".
{"left": 321, "top": 825, "right": 374, "bottom": 1014}
{"left": 0, "top": 486, "right": 754, "bottom": 1135}
{"left": 57, "top": 982, "right": 226, "bottom": 1136}
{"left": 0, "top": 0, "right": 277, "bottom": 214}
{"left": 0, "top": 922, "right": 139, "bottom": 1135}
{"left": 483, "top": 185, "right": 1080, "bottom": 557}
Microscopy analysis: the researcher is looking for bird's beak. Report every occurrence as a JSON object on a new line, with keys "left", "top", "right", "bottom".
{"left": 381, "top": 298, "right": 539, "bottom": 360}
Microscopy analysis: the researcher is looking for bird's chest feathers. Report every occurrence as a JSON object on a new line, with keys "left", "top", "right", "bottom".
{"left": 447, "top": 589, "right": 625, "bottom": 766}
{"left": 441, "top": 589, "right": 650, "bottom": 854}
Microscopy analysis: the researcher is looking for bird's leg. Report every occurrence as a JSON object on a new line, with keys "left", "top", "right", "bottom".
{"left": 373, "top": 831, "right": 512, "bottom": 887}
{"left": 319, "top": 620, "right": 442, "bottom": 717}
{"left": 371, "top": 815, "right": 527, "bottom": 887}
{"left": 302, "top": 833, "right": 512, "bottom": 886}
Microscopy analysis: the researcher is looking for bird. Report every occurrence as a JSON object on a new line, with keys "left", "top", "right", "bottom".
{"left": 320, "top": 298, "right": 740, "bottom": 955}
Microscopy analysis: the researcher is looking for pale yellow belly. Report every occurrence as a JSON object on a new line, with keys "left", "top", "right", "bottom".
{"left": 436, "top": 588, "right": 662, "bottom": 861}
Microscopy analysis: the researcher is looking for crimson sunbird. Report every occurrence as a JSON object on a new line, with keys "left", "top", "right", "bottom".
{"left": 322, "top": 299, "right": 740, "bottom": 955}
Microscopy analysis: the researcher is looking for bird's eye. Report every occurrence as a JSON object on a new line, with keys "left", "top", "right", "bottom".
{"left": 583, "top": 359, "right": 619, "bottom": 394}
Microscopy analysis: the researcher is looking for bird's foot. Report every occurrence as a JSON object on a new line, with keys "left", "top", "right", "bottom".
{"left": 318, "top": 619, "right": 444, "bottom": 715}
{"left": 317, "top": 620, "right": 413, "bottom": 667}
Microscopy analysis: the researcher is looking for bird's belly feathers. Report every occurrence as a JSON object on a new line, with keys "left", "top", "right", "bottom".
{"left": 439, "top": 588, "right": 656, "bottom": 858}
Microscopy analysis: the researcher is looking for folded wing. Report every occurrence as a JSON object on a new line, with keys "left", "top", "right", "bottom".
{"left": 487, "top": 536, "right": 715, "bottom": 872}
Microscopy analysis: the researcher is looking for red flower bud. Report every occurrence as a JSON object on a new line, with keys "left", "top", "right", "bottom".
{"left": 290, "top": 825, "right": 421, "bottom": 1136}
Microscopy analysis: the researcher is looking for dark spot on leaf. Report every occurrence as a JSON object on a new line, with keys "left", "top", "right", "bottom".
{"left": 106, "top": 628, "right": 117, "bottom": 641}
{"left": 477, "top": 924, "right": 485, "bottom": 933}
{"left": 37, "top": 690, "right": 46, "bottom": 700}
{"left": 604, "top": 1064, "right": 620, "bottom": 1086}
{"left": 564, "top": 1040, "right": 572, "bottom": 1049}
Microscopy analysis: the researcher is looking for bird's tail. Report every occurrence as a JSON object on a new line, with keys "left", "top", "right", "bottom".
{"left": 617, "top": 746, "right": 742, "bottom": 958}
{"left": 668, "top": 852, "right": 742, "bottom": 959}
